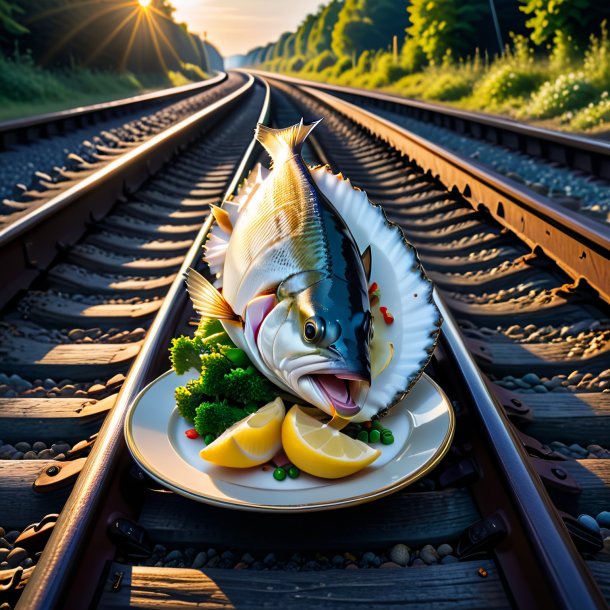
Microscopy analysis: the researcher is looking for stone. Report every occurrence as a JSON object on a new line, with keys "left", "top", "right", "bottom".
{"left": 106, "top": 374, "right": 125, "bottom": 388}
{"left": 68, "top": 329, "right": 86, "bottom": 341}
{"left": 437, "top": 544, "right": 454, "bottom": 557}
{"left": 165, "top": 550, "right": 183, "bottom": 561}
{"left": 361, "top": 551, "right": 376, "bottom": 566}
{"left": 380, "top": 562, "right": 401, "bottom": 568}
{"left": 596, "top": 511, "right": 610, "bottom": 528}
{"left": 522, "top": 373, "right": 540, "bottom": 386}
{"left": 32, "top": 442, "right": 47, "bottom": 452}
{"left": 578, "top": 514, "right": 600, "bottom": 533}
{"left": 441, "top": 555, "right": 459, "bottom": 564}
{"left": 7, "top": 547, "right": 28, "bottom": 567}
{"left": 233, "top": 562, "right": 248, "bottom": 570}
{"left": 4, "top": 531, "right": 19, "bottom": 544}
{"left": 420, "top": 545, "right": 440, "bottom": 565}
{"left": 191, "top": 551, "right": 207, "bottom": 569}
{"left": 389, "top": 544, "right": 410, "bottom": 566}
{"left": 87, "top": 383, "right": 106, "bottom": 396}
{"left": 14, "top": 442, "right": 31, "bottom": 453}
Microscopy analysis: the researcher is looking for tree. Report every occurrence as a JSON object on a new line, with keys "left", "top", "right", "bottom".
{"left": 0, "top": 0, "right": 28, "bottom": 39}
{"left": 307, "top": 0, "right": 342, "bottom": 55}
{"left": 273, "top": 31, "right": 292, "bottom": 59}
{"left": 519, "top": 0, "right": 610, "bottom": 46}
{"left": 152, "top": 0, "right": 176, "bottom": 19}
{"left": 295, "top": 12, "right": 317, "bottom": 56}
{"left": 332, "top": 0, "right": 410, "bottom": 59}
{"left": 406, "top": 0, "right": 488, "bottom": 65}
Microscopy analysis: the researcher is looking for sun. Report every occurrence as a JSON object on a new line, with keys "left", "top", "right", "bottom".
{"left": 138, "top": 0, "right": 151, "bottom": 8}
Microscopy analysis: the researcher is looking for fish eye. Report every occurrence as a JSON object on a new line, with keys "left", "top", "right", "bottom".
{"left": 303, "top": 316, "right": 325, "bottom": 343}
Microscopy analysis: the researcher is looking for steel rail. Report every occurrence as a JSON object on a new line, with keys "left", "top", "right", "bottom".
{"left": 278, "top": 80, "right": 609, "bottom": 303}
{"left": 436, "top": 293, "right": 608, "bottom": 610}
{"left": 261, "top": 74, "right": 608, "bottom": 609}
{"left": 0, "top": 74, "right": 250, "bottom": 309}
{"left": 16, "top": 76, "right": 271, "bottom": 610}
{"left": 0, "top": 72, "right": 227, "bottom": 150}
{"left": 247, "top": 69, "right": 610, "bottom": 175}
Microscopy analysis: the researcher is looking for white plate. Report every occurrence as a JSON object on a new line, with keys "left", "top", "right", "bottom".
{"left": 124, "top": 370, "right": 455, "bottom": 512}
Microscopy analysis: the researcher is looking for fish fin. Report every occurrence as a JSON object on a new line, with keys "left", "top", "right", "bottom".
{"left": 277, "top": 270, "right": 326, "bottom": 300}
{"left": 361, "top": 246, "right": 372, "bottom": 282}
{"left": 255, "top": 118, "right": 322, "bottom": 166}
{"left": 185, "top": 268, "right": 240, "bottom": 323}
{"left": 210, "top": 205, "right": 233, "bottom": 234}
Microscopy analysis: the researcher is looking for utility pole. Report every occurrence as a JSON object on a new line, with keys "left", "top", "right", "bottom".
{"left": 488, "top": 0, "right": 504, "bottom": 54}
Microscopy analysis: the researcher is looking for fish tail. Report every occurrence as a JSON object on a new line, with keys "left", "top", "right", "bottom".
{"left": 255, "top": 118, "right": 322, "bottom": 166}
{"left": 185, "top": 268, "right": 239, "bottom": 323}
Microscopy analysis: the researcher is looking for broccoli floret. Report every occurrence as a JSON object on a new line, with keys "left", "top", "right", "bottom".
{"left": 199, "top": 352, "right": 233, "bottom": 396}
{"left": 196, "top": 317, "right": 225, "bottom": 338}
{"left": 223, "top": 366, "right": 277, "bottom": 405}
{"left": 175, "top": 378, "right": 209, "bottom": 423}
{"left": 194, "top": 401, "right": 246, "bottom": 437}
{"left": 170, "top": 335, "right": 208, "bottom": 375}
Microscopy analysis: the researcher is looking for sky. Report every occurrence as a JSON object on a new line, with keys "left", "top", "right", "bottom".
{"left": 171, "top": 0, "right": 324, "bottom": 57}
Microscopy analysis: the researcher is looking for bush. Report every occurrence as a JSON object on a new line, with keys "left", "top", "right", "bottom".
{"left": 330, "top": 56, "right": 352, "bottom": 77}
{"left": 0, "top": 53, "right": 69, "bottom": 102}
{"left": 424, "top": 71, "right": 473, "bottom": 101}
{"left": 476, "top": 63, "right": 545, "bottom": 106}
{"left": 569, "top": 92, "right": 610, "bottom": 129}
{"left": 303, "top": 50, "right": 336, "bottom": 73}
{"left": 401, "top": 37, "right": 426, "bottom": 73}
{"left": 286, "top": 56, "right": 305, "bottom": 72}
{"left": 527, "top": 71, "right": 598, "bottom": 118}
{"left": 584, "top": 21, "right": 610, "bottom": 89}
{"left": 368, "top": 53, "right": 408, "bottom": 87}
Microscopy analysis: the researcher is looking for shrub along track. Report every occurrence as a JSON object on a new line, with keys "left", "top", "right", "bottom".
{"left": 1, "top": 73, "right": 608, "bottom": 609}
{"left": 0, "top": 72, "right": 267, "bottom": 608}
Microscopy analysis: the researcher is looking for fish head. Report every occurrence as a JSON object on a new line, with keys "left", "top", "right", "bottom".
{"left": 257, "top": 271, "right": 372, "bottom": 419}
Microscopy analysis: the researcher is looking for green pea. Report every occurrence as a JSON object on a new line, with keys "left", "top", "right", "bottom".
{"left": 381, "top": 433, "right": 395, "bottom": 445}
{"left": 372, "top": 420, "right": 384, "bottom": 431}
{"left": 287, "top": 466, "right": 300, "bottom": 479}
{"left": 369, "top": 429, "right": 381, "bottom": 443}
{"left": 273, "top": 467, "right": 287, "bottom": 481}
{"left": 357, "top": 430, "right": 369, "bottom": 443}
{"left": 204, "top": 433, "right": 215, "bottom": 445}
{"left": 381, "top": 428, "right": 393, "bottom": 438}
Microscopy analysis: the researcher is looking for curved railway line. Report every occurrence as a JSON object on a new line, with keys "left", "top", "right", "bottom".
{"left": 0, "top": 72, "right": 608, "bottom": 609}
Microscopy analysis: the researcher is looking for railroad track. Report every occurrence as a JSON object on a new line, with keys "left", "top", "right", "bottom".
{"left": 0, "top": 72, "right": 236, "bottom": 232}
{"left": 0, "top": 71, "right": 607, "bottom": 609}
{"left": 251, "top": 70, "right": 610, "bottom": 229}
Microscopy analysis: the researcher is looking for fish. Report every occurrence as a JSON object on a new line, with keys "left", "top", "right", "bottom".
{"left": 187, "top": 118, "right": 441, "bottom": 422}
{"left": 187, "top": 119, "right": 373, "bottom": 419}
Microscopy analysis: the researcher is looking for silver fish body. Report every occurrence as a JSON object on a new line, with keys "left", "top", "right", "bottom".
{"left": 188, "top": 119, "right": 373, "bottom": 418}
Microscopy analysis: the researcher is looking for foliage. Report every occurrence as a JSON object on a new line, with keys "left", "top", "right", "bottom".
{"left": 332, "top": 0, "right": 409, "bottom": 59}
{"left": 0, "top": 52, "right": 147, "bottom": 119}
{"left": 308, "top": 0, "right": 342, "bottom": 55}
{"left": 569, "top": 92, "right": 610, "bottom": 129}
{"left": 406, "top": 0, "right": 488, "bottom": 65}
{"left": 519, "top": 0, "right": 609, "bottom": 46}
{"left": 0, "top": 0, "right": 27, "bottom": 39}
{"left": 474, "top": 36, "right": 545, "bottom": 106}
{"left": 584, "top": 21, "right": 610, "bottom": 88}
{"left": 303, "top": 50, "right": 336, "bottom": 73}
{"left": 295, "top": 13, "right": 317, "bottom": 56}
{"left": 401, "top": 37, "right": 426, "bottom": 73}
{"left": 526, "top": 71, "right": 598, "bottom": 118}
{"left": 423, "top": 71, "right": 474, "bottom": 101}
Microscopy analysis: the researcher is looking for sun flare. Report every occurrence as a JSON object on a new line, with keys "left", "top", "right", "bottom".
{"left": 138, "top": 0, "right": 151, "bottom": 8}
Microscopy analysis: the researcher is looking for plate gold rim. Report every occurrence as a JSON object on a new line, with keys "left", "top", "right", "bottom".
{"left": 124, "top": 370, "right": 455, "bottom": 512}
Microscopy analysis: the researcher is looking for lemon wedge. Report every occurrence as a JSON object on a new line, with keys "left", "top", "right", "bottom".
{"left": 282, "top": 405, "right": 381, "bottom": 479}
{"left": 200, "top": 397, "right": 285, "bottom": 468}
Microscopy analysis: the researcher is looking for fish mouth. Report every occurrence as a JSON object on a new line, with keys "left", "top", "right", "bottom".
{"left": 312, "top": 373, "right": 370, "bottom": 418}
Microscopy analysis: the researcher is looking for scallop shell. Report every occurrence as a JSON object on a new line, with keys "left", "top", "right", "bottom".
{"left": 311, "top": 165, "right": 441, "bottom": 421}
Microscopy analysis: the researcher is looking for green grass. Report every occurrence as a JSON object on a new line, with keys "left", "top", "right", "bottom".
{"left": 0, "top": 53, "right": 210, "bottom": 122}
